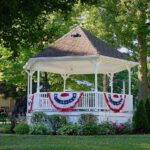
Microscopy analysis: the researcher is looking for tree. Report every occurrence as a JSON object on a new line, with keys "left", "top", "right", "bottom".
{"left": 1, "top": 0, "right": 149, "bottom": 101}
{"left": 133, "top": 100, "right": 149, "bottom": 133}
{"left": 94, "top": 0, "right": 150, "bottom": 100}
{"left": 145, "top": 98, "right": 150, "bottom": 131}
{"left": 0, "top": 1, "right": 100, "bottom": 98}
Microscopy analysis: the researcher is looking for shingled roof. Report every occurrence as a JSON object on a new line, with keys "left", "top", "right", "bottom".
{"left": 34, "top": 26, "right": 126, "bottom": 60}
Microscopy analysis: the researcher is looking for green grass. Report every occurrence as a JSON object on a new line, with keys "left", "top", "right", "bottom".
{"left": 0, "top": 135, "right": 150, "bottom": 150}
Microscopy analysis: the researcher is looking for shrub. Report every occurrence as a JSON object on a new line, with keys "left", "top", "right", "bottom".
{"left": 145, "top": 98, "right": 150, "bottom": 132}
{"left": 97, "top": 122, "right": 115, "bottom": 135}
{"left": 113, "top": 122, "right": 132, "bottom": 134}
{"left": 81, "top": 122, "right": 98, "bottom": 135}
{"left": 15, "top": 122, "right": 30, "bottom": 134}
{"left": 0, "top": 124, "right": 12, "bottom": 134}
{"left": 31, "top": 112, "right": 48, "bottom": 124}
{"left": 30, "top": 123, "right": 48, "bottom": 135}
{"left": 133, "top": 100, "right": 149, "bottom": 133}
{"left": 48, "top": 115, "right": 67, "bottom": 135}
{"left": 58, "top": 123, "right": 81, "bottom": 135}
{"left": 9, "top": 116, "right": 17, "bottom": 133}
{"left": 79, "top": 114, "right": 97, "bottom": 125}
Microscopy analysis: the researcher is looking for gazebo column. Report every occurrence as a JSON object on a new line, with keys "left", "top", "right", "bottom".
{"left": 122, "top": 80, "right": 126, "bottom": 94}
{"left": 61, "top": 74, "right": 70, "bottom": 92}
{"left": 29, "top": 71, "right": 33, "bottom": 94}
{"left": 93, "top": 62, "right": 100, "bottom": 111}
{"left": 37, "top": 69, "right": 40, "bottom": 93}
{"left": 127, "top": 67, "right": 131, "bottom": 95}
{"left": 108, "top": 73, "right": 114, "bottom": 93}
{"left": 110, "top": 73, "right": 114, "bottom": 93}
{"left": 94, "top": 62, "right": 99, "bottom": 92}
{"left": 27, "top": 71, "right": 30, "bottom": 100}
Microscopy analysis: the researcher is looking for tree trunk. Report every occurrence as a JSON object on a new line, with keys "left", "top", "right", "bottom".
{"left": 103, "top": 74, "right": 107, "bottom": 92}
{"left": 138, "top": 36, "right": 148, "bottom": 101}
{"left": 43, "top": 72, "right": 49, "bottom": 92}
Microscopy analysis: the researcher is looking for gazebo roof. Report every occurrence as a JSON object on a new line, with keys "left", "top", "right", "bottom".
{"left": 24, "top": 26, "right": 138, "bottom": 74}
{"left": 34, "top": 26, "right": 125, "bottom": 59}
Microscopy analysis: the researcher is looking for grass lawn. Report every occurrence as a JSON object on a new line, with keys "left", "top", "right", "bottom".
{"left": 0, "top": 135, "right": 150, "bottom": 150}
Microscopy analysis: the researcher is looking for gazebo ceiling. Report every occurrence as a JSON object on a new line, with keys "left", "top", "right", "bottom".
{"left": 24, "top": 26, "right": 138, "bottom": 74}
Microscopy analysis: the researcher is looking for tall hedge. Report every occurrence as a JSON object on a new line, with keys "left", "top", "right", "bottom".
{"left": 145, "top": 98, "right": 150, "bottom": 132}
{"left": 133, "top": 100, "right": 149, "bottom": 133}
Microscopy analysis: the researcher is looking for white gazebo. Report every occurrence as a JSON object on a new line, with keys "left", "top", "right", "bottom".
{"left": 24, "top": 26, "right": 138, "bottom": 123}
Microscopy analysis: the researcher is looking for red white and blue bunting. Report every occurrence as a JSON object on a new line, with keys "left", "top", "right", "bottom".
{"left": 27, "top": 95, "right": 34, "bottom": 113}
{"left": 104, "top": 93, "right": 126, "bottom": 113}
{"left": 48, "top": 92, "right": 83, "bottom": 112}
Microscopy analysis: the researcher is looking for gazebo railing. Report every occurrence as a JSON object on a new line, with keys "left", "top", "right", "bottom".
{"left": 30, "top": 91, "right": 133, "bottom": 113}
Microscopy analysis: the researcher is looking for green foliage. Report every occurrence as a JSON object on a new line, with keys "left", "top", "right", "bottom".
{"left": 30, "top": 123, "right": 48, "bottom": 135}
{"left": 133, "top": 100, "right": 149, "bottom": 133}
{"left": 9, "top": 116, "right": 17, "bottom": 133}
{"left": 97, "top": 122, "right": 115, "bottom": 135}
{"left": 0, "top": 124, "right": 12, "bottom": 134}
{"left": 0, "top": 0, "right": 100, "bottom": 99}
{"left": 48, "top": 115, "right": 67, "bottom": 135}
{"left": 30, "top": 112, "right": 50, "bottom": 134}
{"left": 113, "top": 122, "right": 133, "bottom": 134}
{"left": 15, "top": 122, "right": 29, "bottom": 134}
{"left": 81, "top": 122, "right": 98, "bottom": 135}
{"left": 58, "top": 123, "right": 81, "bottom": 135}
{"left": 0, "top": 0, "right": 149, "bottom": 102}
{"left": 79, "top": 114, "right": 97, "bottom": 125}
{"left": 79, "top": 114, "right": 98, "bottom": 135}
{"left": 98, "top": 0, "right": 149, "bottom": 99}
{"left": 31, "top": 112, "right": 48, "bottom": 124}
{"left": 145, "top": 98, "right": 150, "bottom": 131}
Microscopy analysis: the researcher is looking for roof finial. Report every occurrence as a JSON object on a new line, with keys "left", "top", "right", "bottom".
{"left": 71, "top": 13, "right": 84, "bottom": 28}
{"left": 77, "top": 13, "right": 85, "bottom": 24}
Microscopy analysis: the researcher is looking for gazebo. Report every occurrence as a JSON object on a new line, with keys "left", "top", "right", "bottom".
{"left": 24, "top": 26, "right": 138, "bottom": 123}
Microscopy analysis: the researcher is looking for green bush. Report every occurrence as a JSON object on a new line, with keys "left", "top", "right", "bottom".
{"left": 81, "top": 122, "right": 98, "bottom": 135}
{"left": 30, "top": 123, "right": 48, "bottom": 135}
{"left": 15, "top": 122, "right": 30, "bottom": 134}
{"left": 79, "top": 114, "right": 97, "bottom": 125}
{"left": 58, "top": 123, "right": 81, "bottom": 135}
{"left": 0, "top": 124, "right": 12, "bottom": 134}
{"left": 9, "top": 116, "right": 17, "bottom": 133}
{"left": 48, "top": 115, "right": 67, "bottom": 135}
{"left": 113, "top": 122, "right": 132, "bottom": 134}
{"left": 145, "top": 98, "right": 150, "bottom": 132}
{"left": 31, "top": 112, "right": 48, "bottom": 124}
{"left": 97, "top": 122, "right": 115, "bottom": 135}
{"left": 133, "top": 100, "right": 149, "bottom": 133}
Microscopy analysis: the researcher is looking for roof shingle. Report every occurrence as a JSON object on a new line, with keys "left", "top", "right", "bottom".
{"left": 34, "top": 26, "right": 126, "bottom": 60}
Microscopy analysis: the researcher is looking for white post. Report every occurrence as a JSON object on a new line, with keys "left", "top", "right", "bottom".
{"left": 127, "top": 67, "right": 131, "bottom": 95}
{"left": 110, "top": 73, "right": 114, "bottom": 93}
{"left": 123, "top": 80, "right": 125, "bottom": 94}
{"left": 64, "top": 78, "right": 66, "bottom": 92}
{"left": 37, "top": 69, "right": 40, "bottom": 93}
{"left": 27, "top": 71, "right": 30, "bottom": 100}
{"left": 94, "top": 62, "right": 99, "bottom": 92}
{"left": 61, "top": 74, "right": 69, "bottom": 92}
{"left": 29, "top": 72, "right": 33, "bottom": 94}
{"left": 93, "top": 61, "right": 100, "bottom": 111}
{"left": 25, "top": 71, "right": 30, "bottom": 114}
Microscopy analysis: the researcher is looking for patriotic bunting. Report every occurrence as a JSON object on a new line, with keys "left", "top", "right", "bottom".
{"left": 104, "top": 93, "right": 126, "bottom": 113}
{"left": 27, "top": 95, "right": 34, "bottom": 113}
{"left": 48, "top": 92, "right": 83, "bottom": 112}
